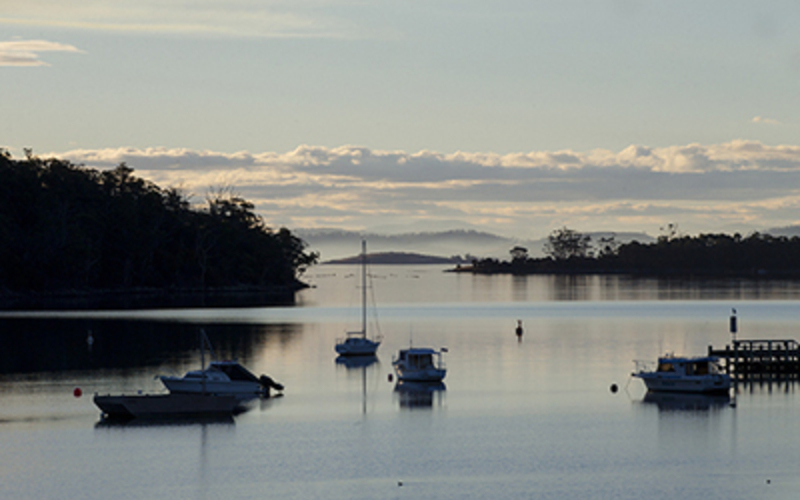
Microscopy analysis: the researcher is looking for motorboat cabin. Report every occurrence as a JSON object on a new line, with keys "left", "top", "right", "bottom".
{"left": 392, "top": 347, "right": 447, "bottom": 382}
{"left": 160, "top": 360, "right": 283, "bottom": 397}
{"left": 633, "top": 355, "right": 730, "bottom": 394}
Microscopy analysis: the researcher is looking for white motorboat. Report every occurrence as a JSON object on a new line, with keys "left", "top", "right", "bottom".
{"left": 335, "top": 240, "right": 382, "bottom": 356}
{"left": 633, "top": 354, "right": 731, "bottom": 394}
{"left": 392, "top": 347, "right": 447, "bottom": 382}
{"left": 160, "top": 360, "right": 283, "bottom": 397}
{"left": 159, "top": 331, "right": 283, "bottom": 397}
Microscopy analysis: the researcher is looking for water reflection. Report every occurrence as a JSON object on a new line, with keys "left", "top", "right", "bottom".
{"left": 549, "top": 275, "right": 593, "bottom": 301}
{"left": 95, "top": 414, "right": 236, "bottom": 428}
{"left": 641, "top": 391, "right": 731, "bottom": 411}
{"left": 394, "top": 381, "right": 446, "bottom": 409}
{"left": 335, "top": 356, "right": 380, "bottom": 415}
{"left": 736, "top": 379, "right": 799, "bottom": 395}
{"left": 503, "top": 273, "right": 800, "bottom": 302}
{"left": 335, "top": 355, "right": 378, "bottom": 369}
{"left": 0, "top": 318, "right": 301, "bottom": 374}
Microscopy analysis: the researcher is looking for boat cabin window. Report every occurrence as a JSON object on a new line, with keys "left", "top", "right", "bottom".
{"left": 408, "top": 354, "right": 433, "bottom": 369}
{"left": 656, "top": 362, "right": 675, "bottom": 372}
{"left": 214, "top": 363, "right": 259, "bottom": 382}
{"left": 689, "top": 362, "right": 709, "bottom": 376}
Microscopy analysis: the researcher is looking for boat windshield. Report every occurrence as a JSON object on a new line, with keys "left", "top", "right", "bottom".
{"left": 212, "top": 363, "right": 259, "bottom": 382}
{"left": 656, "top": 362, "right": 675, "bottom": 373}
{"left": 408, "top": 354, "right": 434, "bottom": 369}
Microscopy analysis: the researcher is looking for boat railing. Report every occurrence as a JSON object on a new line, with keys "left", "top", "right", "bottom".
{"left": 633, "top": 360, "right": 655, "bottom": 374}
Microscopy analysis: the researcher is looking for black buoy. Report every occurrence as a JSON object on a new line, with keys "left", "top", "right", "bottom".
{"left": 515, "top": 319, "right": 523, "bottom": 340}
{"left": 610, "top": 383, "right": 618, "bottom": 394}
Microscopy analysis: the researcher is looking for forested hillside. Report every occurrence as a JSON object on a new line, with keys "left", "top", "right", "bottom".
{"left": 0, "top": 150, "right": 317, "bottom": 306}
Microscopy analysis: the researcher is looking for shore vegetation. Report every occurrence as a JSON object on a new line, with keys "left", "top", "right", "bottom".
{"left": 0, "top": 150, "right": 318, "bottom": 308}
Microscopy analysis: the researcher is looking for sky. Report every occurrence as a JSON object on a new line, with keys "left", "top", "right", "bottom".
{"left": 3, "top": 1, "right": 800, "bottom": 239}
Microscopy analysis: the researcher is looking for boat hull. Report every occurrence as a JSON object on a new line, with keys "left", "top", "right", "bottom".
{"left": 394, "top": 367, "right": 446, "bottom": 382}
{"left": 335, "top": 338, "right": 380, "bottom": 356}
{"left": 94, "top": 393, "right": 242, "bottom": 419}
{"left": 636, "top": 373, "right": 731, "bottom": 394}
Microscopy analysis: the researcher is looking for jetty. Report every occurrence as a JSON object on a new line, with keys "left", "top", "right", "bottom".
{"left": 708, "top": 339, "right": 800, "bottom": 381}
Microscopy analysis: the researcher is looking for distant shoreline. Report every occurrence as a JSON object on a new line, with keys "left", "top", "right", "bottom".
{"left": 446, "top": 263, "right": 800, "bottom": 278}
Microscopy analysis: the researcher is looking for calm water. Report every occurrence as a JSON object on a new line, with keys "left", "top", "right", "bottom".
{"left": 3, "top": 266, "right": 800, "bottom": 499}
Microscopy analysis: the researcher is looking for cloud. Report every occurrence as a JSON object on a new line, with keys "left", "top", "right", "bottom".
{"left": 0, "top": 39, "right": 84, "bottom": 66}
{"left": 0, "top": 1, "right": 368, "bottom": 39}
{"left": 752, "top": 116, "right": 781, "bottom": 125}
{"left": 48, "top": 140, "right": 800, "bottom": 237}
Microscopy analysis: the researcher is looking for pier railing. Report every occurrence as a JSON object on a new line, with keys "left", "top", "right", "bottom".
{"left": 709, "top": 339, "right": 800, "bottom": 380}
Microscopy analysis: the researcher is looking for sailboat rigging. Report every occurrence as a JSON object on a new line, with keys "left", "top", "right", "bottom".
{"left": 335, "top": 240, "right": 382, "bottom": 356}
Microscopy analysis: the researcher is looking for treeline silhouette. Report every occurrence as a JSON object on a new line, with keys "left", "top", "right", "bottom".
{"left": 465, "top": 232, "right": 800, "bottom": 277}
{"left": 0, "top": 150, "right": 317, "bottom": 306}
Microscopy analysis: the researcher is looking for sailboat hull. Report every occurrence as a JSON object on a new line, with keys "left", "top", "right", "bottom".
{"left": 335, "top": 337, "right": 380, "bottom": 356}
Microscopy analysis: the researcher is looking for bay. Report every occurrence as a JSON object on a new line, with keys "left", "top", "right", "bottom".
{"left": 2, "top": 265, "right": 800, "bottom": 499}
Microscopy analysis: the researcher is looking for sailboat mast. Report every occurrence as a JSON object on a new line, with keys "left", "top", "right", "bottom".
{"left": 361, "top": 240, "right": 367, "bottom": 337}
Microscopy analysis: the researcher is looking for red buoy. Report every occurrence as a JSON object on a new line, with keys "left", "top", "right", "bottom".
{"left": 73, "top": 387, "right": 82, "bottom": 398}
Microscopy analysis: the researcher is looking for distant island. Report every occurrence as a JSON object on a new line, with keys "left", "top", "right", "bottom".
{"left": 325, "top": 252, "right": 469, "bottom": 265}
{"left": 0, "top": 150, "right": 318, "bottom": 310}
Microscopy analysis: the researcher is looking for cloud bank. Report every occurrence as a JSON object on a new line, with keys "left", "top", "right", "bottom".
{"left": 0, "top": 39, "right": 83, "bottom": 66}
{"left": 46, "top": 141, "right": 800, "bottom": 238}
{"left": 0, "top": 1, "right": 363, "bottom": 39}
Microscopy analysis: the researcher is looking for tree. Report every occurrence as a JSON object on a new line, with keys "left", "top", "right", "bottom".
{"left": 509, "top": 246, "right": 529, "bottom": 263}
{"left": 543, "top": 227, "right": 592, "bottom": 260}
{"left": 597, "top": 234, "right": 620, "bottom": 258}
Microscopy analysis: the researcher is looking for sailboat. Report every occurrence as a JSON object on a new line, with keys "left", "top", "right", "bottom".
{"left": 335, "top": 240, "right": 382, "bottom": 356}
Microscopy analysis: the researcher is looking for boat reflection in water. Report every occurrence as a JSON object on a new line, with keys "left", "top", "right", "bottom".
{"left": 95, "top": 413, "right": 236, "bottom": 428}
{"left": 335, "top": 355, "right": 378, "bottom": 369}
{"left": 394, "top": 381, "right": 446, "bottom": 409}
{"left": 641, "top": 391, "right": 731, "bottom": 411}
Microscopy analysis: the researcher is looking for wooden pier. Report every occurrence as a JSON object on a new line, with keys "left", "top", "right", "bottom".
{"left": 708, "top": 339, "right": 800, "bottom": 380}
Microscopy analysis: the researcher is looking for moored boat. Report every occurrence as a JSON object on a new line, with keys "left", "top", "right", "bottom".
{"left": 335, "top": 240, "right": 382, "bottom": 356}
{"left": 159, "top": 330, "right": 283, "bottom": 397}
{"left": 93, "top": 392, "right": 242, "bottom": 419}
{"left": 392, "top": 347, "right": 447, "bottom": 382}
{"left": 633, "top": 354, "right": 731, "bottom": 394}
{"left": 159, "top": 360, "right": 283, "bottom": 397}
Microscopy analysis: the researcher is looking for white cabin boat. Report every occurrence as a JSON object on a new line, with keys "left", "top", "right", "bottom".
{"left": 335, "top": 241, "right": 382, "bottom": 356}
{"left": 633, "top": 355, "right": 731, "bottom": 394}
{"left": 160, "top": 360, "right": 283, "bottom": 397}
{"left": 160, "top": 330, "right": 283, "bottom": 397}
{"left": 392, "top": 347, "right": 447, "bottom": 382}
